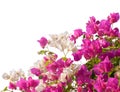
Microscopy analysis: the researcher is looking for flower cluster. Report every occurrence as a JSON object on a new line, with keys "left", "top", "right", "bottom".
{"left": 1, "top": 13, "right": 120, "bottom": 92}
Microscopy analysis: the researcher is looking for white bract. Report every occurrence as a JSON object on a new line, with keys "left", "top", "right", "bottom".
{"left": 48, "top": 32, "right": 77, "bottom": 53}
{"left": 36, "top": 80, "right": 46, "bottom": 92}
{"left": 2, "top": 69, "right": 25, "bottom": 82}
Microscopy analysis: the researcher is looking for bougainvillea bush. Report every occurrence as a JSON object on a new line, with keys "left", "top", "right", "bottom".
{"left": 1, "top": 13, "right": 120, "bottom": 92}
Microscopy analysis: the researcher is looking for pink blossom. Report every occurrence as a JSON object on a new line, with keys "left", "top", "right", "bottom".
{"left": 106, "top": 78, "right": 119, "bottom": 91}
{"left": 46, "top": 62, "right": 63, "bottom": 77}
{"left": 98, "top": 19, "right": 111, "bottom": 36}
{"left": 70, "top": 29, "right": 83, "bottom": 43}
{"left": 81, "top": 39, "right": 102, "bottom": 60}
{"left": 108, "top": 12, "right": 119, "bottom": 24}
{"left": 94, "top": 76, "right": 106, "bottom": 92}
{"left": 77, "top": 86, "right": 82, "bottom": 92}
{"left": 43, "top": 84, "right": 63, "bottom": 92}
{"left": 74, "top": 29, "right": 83, "bottom": 38}
{"left": 17, "top": 78, "right": 27, "bottom": 90}
{"left": 28, "top": 77, "right": 39, "bottom": 88}
{"left": 72, "top": 49, "right": 82, "bottom": 61}
{"left": 30, "top": 68, "right": 41, "bottom": 76}
{"left": 9, "top": 82, "right": 16, "bottom": 90}
{"left": 99, "top": 38, "right": 110, "bottom": 48}
{"left": 69, "top": 34, "right": 76, "bottom": 43}
{"left": 37, "top": 37, "right": 48, "bottom": 48}
{"left": 76, "top": 65, "right": 91, "bottom": 84}
{"left": 65, "top": 58, "right": 73, "bottom": 67}
{"left": 86, "top": 16, "right": 98, "bottom": 35}
{"left": 17, "top": 77, "right": 39, "bottom": 92}
{"left": 94, "top": 56, "right": 113, "bottom": 75}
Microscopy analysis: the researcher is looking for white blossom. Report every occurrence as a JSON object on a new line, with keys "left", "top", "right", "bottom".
{"left": 36, "top": 80, "right": 46, "bottom": 92}
{"left": 59, "top": 64, "right": 81, "bottom": 83}
{"left": 33, "top": 60, "right": 46, "bottom": 71}
{"left": 2, "top": 69, "right": 25, "bottom": 82}
{"left": 2, "top": 73, "right": 10, "bottom": 80}
{"left": 16, "top": 69, "right": 25, "bottom": 77}
{"left": 48, "top": 32, "right": 77, "bottom": 53}
{"left": 59, "top": 72, "right": 67, "bottom": 82}
{"left": 59, "top": 67, "right": 73, "bottom": 82}
{"left": 9, "top": 70, "right": 20, "bottom": 81}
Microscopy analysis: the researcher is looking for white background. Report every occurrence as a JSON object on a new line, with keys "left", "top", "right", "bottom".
{"left": 0, "top": 0, "right": 120, "bottom": 90}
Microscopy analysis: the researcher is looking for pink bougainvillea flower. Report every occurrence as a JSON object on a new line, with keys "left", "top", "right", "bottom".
{"left": 94, "top": 56, "right": 113, "bottom": 75}
{"left": 81, "top": 39, "right": 102, "bottom": 60}
{"left": 72, "top": 49, "right": 82, "bottom": 61}
{"left": 9, "top": 82, "right": 16, "bottom": 90}
{"left": 86, "top": 16, "right": 98, "bottom": 35}
{"left": 99, "top": 20, "right": 111, "bottom": 31}
{"left": 106, "top": 78, "right": 119, "bottom": 92}
{"left": 99, "top": 38, "right": 110, "bottom": 48}
{"left": 46, "top": 62, "right": 58, "bottom": 73}
{"left": 115, "top": 49, "right": 120, "bottom": 56}
{"left": 46, "top": 61, "right": 63, "bottom": 77}
{"left": 112, "top": 27, "right": 119, "bottom": 37}
{"left": 77, "top": 86, "right": 82, "bottom": 92}
{"left": 74, "top": 29, "right": 83, "bottom": 38}
{"left": 94, "top": 76, "right": 106, "bottom": 92}
{"left": 17, "top": 78, "right": 28, "bottom": 91}
{"left": 99, "top": 50, "right": 115, "bottom": 60}
{"left": 76, "top": 65, "right": 91, "bottom": 84}
{"left": 43, "top": 83, "right": 63, "bottom": 92}
{"left": 70, "top": 29, "right": 83, "bottom": 43}
{"left": 56, "top": 58, "right": 65, "bottom": 68}
{"left": 108, "top": 12, "right": 119, "bottom": 24}
{"left": 30, "top": 68, "right": 41, "bottom": 76}
{"left": 65, "top": 58, "right": 73, "bottom": 67}
{"left": 98, "top": 19, "right": 111, "bottom": 36}
{"left": 69, "top": 34, "right": 76, "bottom": 43}
{"left": 17, "top": 77, "right": 39, "bottom": 92}
{"left": 100, "top": 56, "right": 113, "bottom": 73}
{"left": 28, "top": 77, "right": 39, "bottom": 88}
{"left": 37, "top": 37, "right": 48, "bottom": 48}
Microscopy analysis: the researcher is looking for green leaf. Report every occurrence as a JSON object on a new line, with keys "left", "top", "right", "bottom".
{"left": 83, "top": 34, "right": 85, "bottom": 38}
{"left": 39, "top": 75, "right": 43, "bottom": 79}
{"left": 38, "top": 50, "right": 55, "bottom": 56}
{"left": 3, "top": 86, "right": 8, "bottom": 91}
{"left": 86, "top": 57, "right": 100, "bottom": 70}
{"left": 62, "top": 57, "right": 67, "bottom": 61}
{"left": 38, "top": 50, "right": 48, "bottom": 55}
